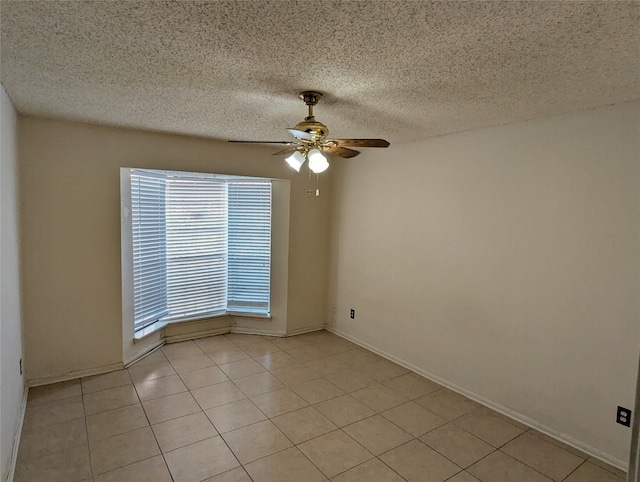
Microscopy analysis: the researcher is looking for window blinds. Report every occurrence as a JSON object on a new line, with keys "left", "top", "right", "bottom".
{"left": 165, "top": 177, "right": 228, "bottom": 320}
{"left": 130, "top": 170, "right": 271, "bottom": 330}
{"left": 130, "top": 171, "right": 168, "bottom": 330}
{"left": 227, "top": 181, "right": 272, "bottom": 313}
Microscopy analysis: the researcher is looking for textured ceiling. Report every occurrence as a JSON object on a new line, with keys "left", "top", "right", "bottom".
{"left": 1, "top": 1, "right": 638, "bottom": 144}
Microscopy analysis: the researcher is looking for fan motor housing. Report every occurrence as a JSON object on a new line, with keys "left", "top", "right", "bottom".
{"left": 294, "top": 117, "right": 329, "bottom": 141}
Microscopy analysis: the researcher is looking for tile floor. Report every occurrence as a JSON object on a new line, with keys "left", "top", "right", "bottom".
{"left": 14, "top": 330, "right": 627, "bottom": 482}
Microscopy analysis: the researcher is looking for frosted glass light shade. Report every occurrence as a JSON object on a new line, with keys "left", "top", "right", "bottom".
{"left": 285, "top": 151, "right": 306, "bottom": 172}
{"left": 308, "top": 148, "right": 329, "bottom": 173}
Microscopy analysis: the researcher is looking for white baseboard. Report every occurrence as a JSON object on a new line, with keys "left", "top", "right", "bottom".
{"left": 285, "top": 324, "right": 326, "bottom": 336}
{"left": 5, "top": 383, "right": 27, "bottom": 482}
{"left": 124, "top": 340, "right": 165, "bottom": 367}
{"left": 165, "top": 326, "right": 231, "bottom": 344}
{"left": 230, "top": 325, "right": 286, "bottom": 337}
{"left": 27, "top": 362, "right": 124, "bottom": 388}
{"left": 325, "top": 326, "right": 627, "bottom": 472}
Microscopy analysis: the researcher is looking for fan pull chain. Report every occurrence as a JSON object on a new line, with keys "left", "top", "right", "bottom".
{"left": 316, "top": 174, "right": 320, "bottom": 196}
{"left": 307, "top": 166, "right": 312, "bottom": 195}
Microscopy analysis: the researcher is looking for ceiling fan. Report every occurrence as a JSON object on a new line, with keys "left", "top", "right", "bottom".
{"left": 229, "top": 91, "right": 390, "bottom": 175}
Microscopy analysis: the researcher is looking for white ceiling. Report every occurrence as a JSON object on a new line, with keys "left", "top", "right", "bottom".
{"left": 1, "top": 1, "right": 638, "bottom": 145}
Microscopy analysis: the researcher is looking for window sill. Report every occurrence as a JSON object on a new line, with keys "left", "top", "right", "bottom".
{"left": 134, "top": 321, "right": 168, "bottom": 341}
{"left": 134, "top": 311, "right": 271, "bottom": 341}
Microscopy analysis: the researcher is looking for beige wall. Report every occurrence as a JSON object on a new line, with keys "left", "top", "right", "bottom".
{"left": 328, "top": 101, "right": 640, "bottom": 465}
{"left": 19, "top": 117, "right": 330, "bottom": 381}
{"left": 1, "top": 85, "right": 25, "bottom": 480}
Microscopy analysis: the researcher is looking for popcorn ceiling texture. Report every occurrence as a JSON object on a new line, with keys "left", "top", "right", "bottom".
{"left": 1, "top": 1, "right": 638, "bottom": 143}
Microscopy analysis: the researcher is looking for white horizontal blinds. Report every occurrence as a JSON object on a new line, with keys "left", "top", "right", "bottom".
{"left": 164, "top": 176, "right": 228, "bottom": 319}
{"left": 227, "top": 181, "right": 272, "bottom": 314}
{"left": 130, "top": 170, "right": 168, "bottom": 330}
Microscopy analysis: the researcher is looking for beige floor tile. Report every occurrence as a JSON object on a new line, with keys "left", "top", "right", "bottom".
{"left": 142, "top": 391, "right": 201, "bottom": 424}
{"left": 420, "top": 423, "right": 494, "bottom": 468}
{"left": 587, "top": 457, "right": 627, "bottom": 479}
{"left": 208, "top": 347, "right": 251, "bottom": 364}
{"left": 501, "top": 431, "right": 584, "bottom": 481}
{"left": 152, "top": 411, "right": 218, "bottom": 452}
{"left": 380, "top": 439, "right": 461, "bottom": 482}
{"left": 240, "top": 341, "right": 281, "bottom": 357}
{"left": 218, "top": 358, "right": 266, "bottom": 379}
{"left": 268, "top": 336, "right": 310, "bottom": 350}
{"left": 382, "top": 373, "right": 442, "bottom": 399}
{"left": 222, "top": 419, "right": 292, "bottom": 464}
{"left": 298, "top": 429, "right": 373, "bottom": 478}
{"left": 226, "top": 333, "right": 265, "bottom": 346}
{"left": 528, "top": 430, "right": 588, "bottom": 458}
{"left": 414, "top": 389, "right": 480, "bottom": 421}
{"left": 161, "top": 340, "right": 204, "bottom": 360}
{"left": 179, "top": 365, "right": 229, "bottom": 390}
{"left": 285, "top": 345, "right": 329, "bottom": 362}
{"left": 253, "top": 351, "right": 298, "bottom": 370}
{"left": 191, "top": 380, "right": 246, "bottom": 409}
{"left": 28, "top": 379, "right": 82, "bottom": 405}
{"left": 446, "top": 472, "right": 482, "bottom": 482}
{"left": 89, "top": 426, "right": 160, "bottom": 475}
{"left": 270, "top": 364, "right": 322, "bottom": 386}
{"left": 195, "top": 336, "right": 237, "bottom": 353}
{"left": 315, "top": 339, "right": 358, "bottom": 356}
{"left": 343, "top": 414, "right": 413, "bottom": 456}
{"left": 135, "top": 374, "right": 188, "bottom": 401}
{"left": 205, "top": 398, "right": 267, "bottom": 433}
{"left": 351, "top": 384, "right": 408, "bottom": 412}
{"left": 468, "top": 451, "right": 553, "bottom": 482}
{"left": 86, "top": 404, "right": 148, "bottom": 443}
{"left": 81, "top": 370, "right": 132, "bottom": 395}
{"left": 169, "top": 353, "right": 216, "bottom": 373}
{"left": 14, "top": 443, "right": 91, "bottom": 482}
{"left": 381, "top": 401, "right": 447, "bottom": 437}
{"left": 244, "top": 446, "right": 327, "bottom": 482}
{"left": 331, "top": 458, "right": 405, "bottom": 482}
{"left": 315, "top": 394, "right": 376, "bottom": 427}
{"left": 304, "top": 358, "right": 351, "bottom": 376}
{"left": 290, "top": 377, "right": 345, "bottom": 404}
{"left": 84, "top": 384, "right": 139, "bottom": 415}
{"left": 563, "top": 461, "right": 625, "bottom": 482}
{"left": 127, "top": 360, "right": 177, "bottom": 383}
{"left": 164, "top": 435, "right": 240, "bottom": 482}
{"left": 23, "top": 395, "right": 85, "bottom": 430}
{"left": 453, "top": 409, "right": 524, "bottom": 447}
{"left": 251, "top": 387, "right": 308, "bottom": 417}
{"left": 272, "top": 406, "right": 337, "bottom": 444}
{"left": 233, "top": 371, "right": 284, "bottom": 397}
{"left": 323, "top": 370, "right": 378, "bottom": 393}
{"left": 202, "top": 466, "right": 252, "bottom": 482}
{"left": 362, "top": 359, "right": 410, "bottom": 381}
{"left": 93, "top": 455, "right": 172, "bottom": 482}
{"left": 17, "top": 417, "right": 87, "bottom": 461}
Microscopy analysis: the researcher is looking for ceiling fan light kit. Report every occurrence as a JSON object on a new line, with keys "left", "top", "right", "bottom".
{"left": 230, "top": 91, "right": 390, "bottom": 194}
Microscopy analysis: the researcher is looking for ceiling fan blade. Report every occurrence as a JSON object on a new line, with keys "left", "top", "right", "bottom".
{"left": 325, "top": 146, "right": 361, "bottom": 158}
{"left": 228, "top": 140, "right": 293, "bottom": 145}
{"left": 287, "top": 128, "right": 315, "bottom": 140}
{"left": 272, "top": 146, "right": 298, "bottom": 157}
{"left": 332, "top": 139, "right": 390, "bottom": 148}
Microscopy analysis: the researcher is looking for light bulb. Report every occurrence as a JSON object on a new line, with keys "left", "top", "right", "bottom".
{"left": 308, "top": 148, "right": 329, "bottom": 173}
{"left": 284, "top": 151, "right": 306, "bottom": 172}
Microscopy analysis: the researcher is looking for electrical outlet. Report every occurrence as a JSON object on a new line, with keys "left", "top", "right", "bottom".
{"left": 617, "top": 406, "right": 632, "bottom": 427}
{"left": 350, "top": 309, "right": 355, "bottom": 319}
